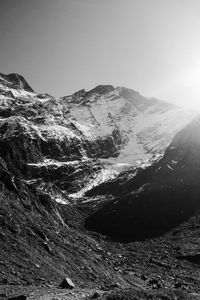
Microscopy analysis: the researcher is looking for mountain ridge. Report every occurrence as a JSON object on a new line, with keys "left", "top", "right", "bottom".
{"left": 0, "top": 71, "right": 197, "bottom": 200}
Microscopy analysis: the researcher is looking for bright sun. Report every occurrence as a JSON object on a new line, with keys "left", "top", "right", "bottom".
{"left": 160, "top": 64, "right": 200, "bottom": 110}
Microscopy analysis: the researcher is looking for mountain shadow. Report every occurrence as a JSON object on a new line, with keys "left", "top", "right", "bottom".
{"left": 85, "top": 184, "right": 200, "bottom": 242}
{"left": 86, "top": 116, "right": 200, "bottom": 242}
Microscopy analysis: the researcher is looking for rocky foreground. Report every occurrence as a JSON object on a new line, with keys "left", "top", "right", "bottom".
{"left": 1, "top": 73, "right": 200, "bottom": 299}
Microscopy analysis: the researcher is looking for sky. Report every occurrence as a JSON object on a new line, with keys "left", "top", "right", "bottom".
{"left": 1, "top": 0, "right": 200, "bottom": 107}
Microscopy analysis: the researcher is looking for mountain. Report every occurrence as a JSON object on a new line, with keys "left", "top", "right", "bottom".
{"left": 0, "top": 73, "right": 196, "bottom": 202}
{"left": 1, "top": 73, "right": 200, "bottom": 298}
{"left": 63, "top": 84, "right": 195, "bottom": 167}
{"left": 0, "top": 74, "right": 123, "bottom": 204}
{"left": 0, "top": 73, "right": 128, "bottom": 288}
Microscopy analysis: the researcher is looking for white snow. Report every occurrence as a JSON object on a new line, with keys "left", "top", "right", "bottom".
{"left": 68, "top": 89, "right": 196, "bottom": 168}
{"left": 54, "top": 196, "right": 69, "bottom": 205}
{"left": 40, "top": 124, "right": 80, "bottom": 141}
{"left": 28, "top": 158, "right": 81, "bottom": 167}
{"left": 68, "top": 168, "right": 118, "bottom": 199}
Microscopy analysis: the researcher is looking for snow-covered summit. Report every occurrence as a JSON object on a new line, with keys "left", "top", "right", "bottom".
{"left": 63, "top": 84, "right": 196, "bottom": 166}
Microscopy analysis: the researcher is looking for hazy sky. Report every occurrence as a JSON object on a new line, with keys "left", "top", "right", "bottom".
{"left": 1, "top": 0, "right": 200, "bottom": 107}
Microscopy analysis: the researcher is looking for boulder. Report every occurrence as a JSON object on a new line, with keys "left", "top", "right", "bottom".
{"left": 59, "top": 277, "right": 75, "bottom": 289}
{"left": 91, "top": 292, "right": 101, "bottom": 299}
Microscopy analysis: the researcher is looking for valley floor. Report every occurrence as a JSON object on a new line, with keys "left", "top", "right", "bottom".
{"left": 2, "top": 210, "right": 200, "bottom": 299}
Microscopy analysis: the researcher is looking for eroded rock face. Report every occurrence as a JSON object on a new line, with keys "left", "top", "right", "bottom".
{"left": 0, "top": 73, "right": 34, "bottom": 93}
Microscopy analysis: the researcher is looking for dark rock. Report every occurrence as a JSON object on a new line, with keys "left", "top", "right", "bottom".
{"left": 59, "top": 277, "right": 75, "bottom": 289}
{"left": 91, "top": 292, "right": 101, "bottom": 299}
{"left": 7, "top": 296, "right": 27, "bottom": 300}
{"left": 109, "top": 283, "right": 120, "bottom": 288}
{"left": 148, "top": 278, "right": 162, "bottom": 289}
{"left": 177, "top": 254, "right": 200, "bottom": 264}
{"left": 41, "top": 241, "right": 52, "bottom": 253}
{"left": 174, "top": 282, "right": 182, "bottom": 288}
{"left": 87, "top": 85, "right": 114, "bottom": 96}
{"left": 2, "top": 278, "right": 8, "bottom": 285}
{"left": 141, "top": 274, "right": 147, "bottom": 280}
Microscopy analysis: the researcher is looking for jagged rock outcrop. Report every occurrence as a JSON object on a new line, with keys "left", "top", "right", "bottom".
{"left": 0, "top": 73, "right": 34, "bottom": 93}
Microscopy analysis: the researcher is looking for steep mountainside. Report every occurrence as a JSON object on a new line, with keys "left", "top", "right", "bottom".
{"left": 0, "top": 74, "right": 123, "bottom": 204}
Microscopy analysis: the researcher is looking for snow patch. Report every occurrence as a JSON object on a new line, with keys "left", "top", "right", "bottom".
{"left": 28, "top": 158, "right": 81, "bottom": 167}
{"left": 68, "top": 168, "right": 118, "bottom": 199}
{"left": 55, "top": 196, "right": 69, "bottom": 205}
